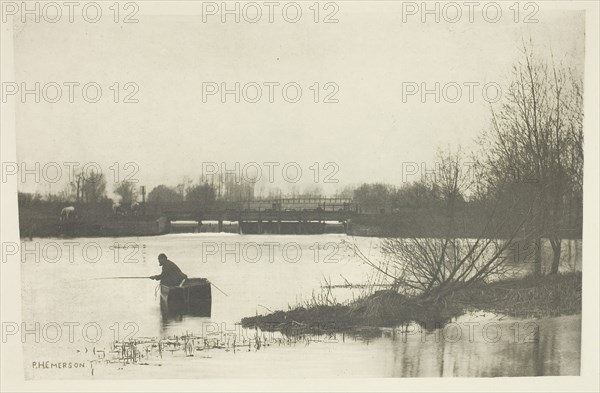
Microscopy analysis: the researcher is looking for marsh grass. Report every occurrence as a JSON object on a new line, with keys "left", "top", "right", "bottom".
{"left": 241, "top": 272, "right": 582, "bottom": 334}
{"left": 453, "top": 271, "right": 582, "bottom": 318}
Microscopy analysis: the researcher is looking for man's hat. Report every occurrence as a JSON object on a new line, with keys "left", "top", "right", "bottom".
{"left": 158, "top": 253, "right": 167, "bottom": 259}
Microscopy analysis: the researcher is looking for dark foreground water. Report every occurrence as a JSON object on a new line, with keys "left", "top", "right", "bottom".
{"left": 19, "top": 234, "right": 581, "bottom": 378}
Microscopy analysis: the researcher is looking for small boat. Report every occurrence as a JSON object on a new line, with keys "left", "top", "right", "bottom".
{"left": 160, "top": 278, "right": 212, "bottom": 317}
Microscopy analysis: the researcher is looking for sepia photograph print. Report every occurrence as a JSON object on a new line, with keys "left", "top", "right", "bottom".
{"left": 1, "top": 1, "right": 599, "bottom": 392}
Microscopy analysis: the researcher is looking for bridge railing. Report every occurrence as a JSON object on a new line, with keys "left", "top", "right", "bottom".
{"left": 161, "top": 208, "right": 355, "bottom": 222}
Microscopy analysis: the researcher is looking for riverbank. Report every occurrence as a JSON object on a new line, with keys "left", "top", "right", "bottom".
{"left": 19, "top": 212, "right": 168, "bottom": 238}
{"left": 17, "top": 196, "right": 583, "bottom": 238}
{"left": 347, "top": 211, "right": 582, "bottom": 239}
{"left": 240, "top": 272, "right": 582, "bottom": 333}
{"left": 18, "top": 201, "right": 582, "bottom": 239}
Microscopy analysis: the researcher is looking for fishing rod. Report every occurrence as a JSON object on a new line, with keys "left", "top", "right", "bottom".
{"left": 208, "top": 281, "right": 229, "bottom": 297}
{"left": 92, "top": 276, "right": 230, "bottom": 297}
{"left": 92, "top": 276, "right": 150, "bottom": 280}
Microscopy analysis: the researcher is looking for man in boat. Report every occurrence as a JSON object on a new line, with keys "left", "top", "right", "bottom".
{"left": 150, "top": 253, "right": 188, "bottom": 287}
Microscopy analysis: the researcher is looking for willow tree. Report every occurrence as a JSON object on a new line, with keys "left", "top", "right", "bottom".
{"left": 481, "top": 41, "right": 584, "bottom": 275}
{"left": 349, "top": 147, "right": 535, "bottom": 300}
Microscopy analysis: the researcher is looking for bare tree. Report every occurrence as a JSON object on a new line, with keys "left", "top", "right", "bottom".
{"left": 434, "top": 147, "right": 475, "bottom": 211}
{"left": 482, "top": 40, "right": 584, "bottom": 275}
{"left": 69, "top": 171, "right": 86, "bottom": 203}
{"left": 348, "top": 147, "right": 535, "bottom": 301}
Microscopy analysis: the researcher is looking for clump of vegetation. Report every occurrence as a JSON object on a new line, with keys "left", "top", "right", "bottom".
{"left": 241, "top": 272, "right": 582, "bottom": 334}
{"left": 453, "top": 272, "right": 582, "bottom": 319}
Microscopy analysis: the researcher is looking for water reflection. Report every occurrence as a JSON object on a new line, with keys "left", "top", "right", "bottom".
{"left": 383, "top": 313, "right": 581, "bottom": 377}
{"left": 95, "top": 312, "right": 581, "bottom": 378}
{"left": 504, "top": 238, "right": 582, "bottom": 275}
{"left": 20, "top": 234, "right": 581, "bottom": 378}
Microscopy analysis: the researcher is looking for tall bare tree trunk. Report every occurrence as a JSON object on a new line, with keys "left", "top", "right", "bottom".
{"left": 549, "top": 237, "right": 562, "bottom": 274}
{"left": 532, "top": 190, "right": 543, "bottom": 276}
{"left": 534, "top": 237, "right": 542, "bottom": 275}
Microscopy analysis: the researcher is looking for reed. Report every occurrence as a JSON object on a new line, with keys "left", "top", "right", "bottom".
{"left": 241, "top": 272, "right": 582, "bottom": 333}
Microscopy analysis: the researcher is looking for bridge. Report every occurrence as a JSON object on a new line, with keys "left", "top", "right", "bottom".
{"left": 163, "top": 209, "right": 353, "bottom": 222}
{"left": 154, "top": 198, "right": 356, "bottom": 234}
{"left": 161, "top": 209, "right": 355, "bottom": 234}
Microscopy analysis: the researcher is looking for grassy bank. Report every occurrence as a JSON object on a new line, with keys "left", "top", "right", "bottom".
{"left": 18, "top": 201, "right": 582, "bottom": 239}
{"left": 17, "top": 202, "right": 166, "bottom": 237}
{"left": 241, "top": 272, "right": 582, "bottom": 333}
{"left": 453, "top": 272, "right": 582, "bottom": 318}
{"left": 349, "top": 209, "right": 582, "bottom": 239}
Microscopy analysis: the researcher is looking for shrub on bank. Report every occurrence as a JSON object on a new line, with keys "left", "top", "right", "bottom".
{"left": 241, "top": 272, "right": 582, "bottom": 333}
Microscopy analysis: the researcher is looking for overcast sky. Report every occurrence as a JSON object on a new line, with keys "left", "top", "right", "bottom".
{"left": 11, "top": 2, "right": 585, "bottom": 198}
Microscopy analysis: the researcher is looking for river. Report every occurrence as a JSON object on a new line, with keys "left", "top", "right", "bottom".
{"left": 19, "top": 234, "right": 581, "bottom": 378}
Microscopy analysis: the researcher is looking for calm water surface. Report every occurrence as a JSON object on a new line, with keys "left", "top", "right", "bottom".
{"left": 20, "top": 234, "right": 581, "bottom": 378}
